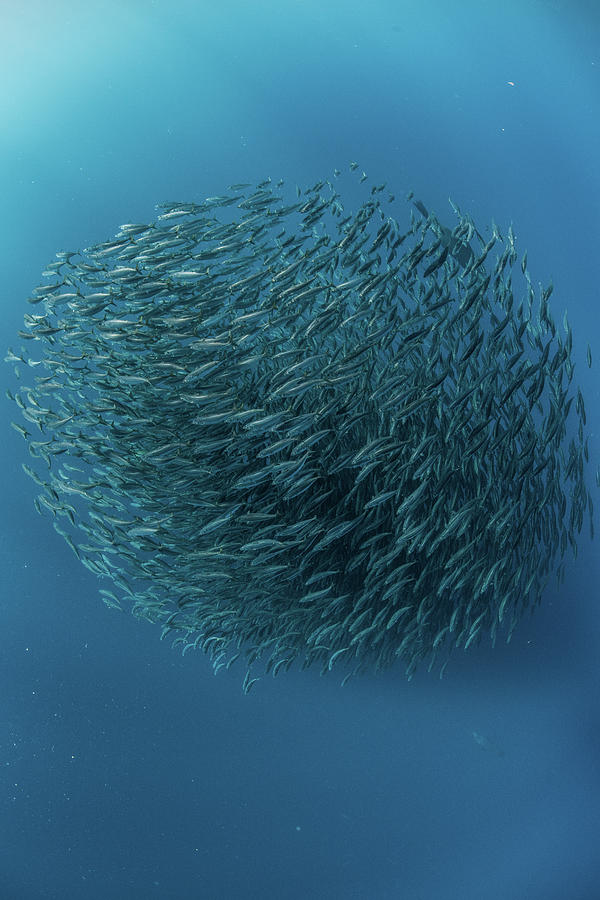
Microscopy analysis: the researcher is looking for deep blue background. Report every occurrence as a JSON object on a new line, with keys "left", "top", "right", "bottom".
{"left": 2, "top": 1, "right": 599, "bottom": 898}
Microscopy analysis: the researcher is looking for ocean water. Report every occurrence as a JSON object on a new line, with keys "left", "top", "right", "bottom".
{"left": 1, "top": 1, "right": 599, "bottom": 898}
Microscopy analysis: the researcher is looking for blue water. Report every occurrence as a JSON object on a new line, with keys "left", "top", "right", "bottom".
{"left": 2, "top": 1, "right": 599, "bottom": 898}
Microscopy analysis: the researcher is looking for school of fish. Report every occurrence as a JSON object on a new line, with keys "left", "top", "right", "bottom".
{"left": 7, "top": 166, "right": 595, "bottom": 689}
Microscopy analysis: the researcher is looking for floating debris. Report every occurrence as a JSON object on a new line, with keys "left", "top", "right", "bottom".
{"left": 472, "top": 731, "right": 505, "bottom": 758}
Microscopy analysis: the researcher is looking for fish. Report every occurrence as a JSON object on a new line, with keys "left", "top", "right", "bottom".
{"left": 413, "top": 198, "right": 475, "bottom": 268}
{"left": 7, "top": 167, "right": 594, "bottom": 689}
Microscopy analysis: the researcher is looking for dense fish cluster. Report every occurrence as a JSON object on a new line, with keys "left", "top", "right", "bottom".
{"left": 8, "top": 167, "right": 595, "bottom": 688}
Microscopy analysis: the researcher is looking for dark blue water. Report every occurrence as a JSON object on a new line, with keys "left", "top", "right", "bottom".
{"left": 2, "top": 1, "right": 599, "bottom": 898}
